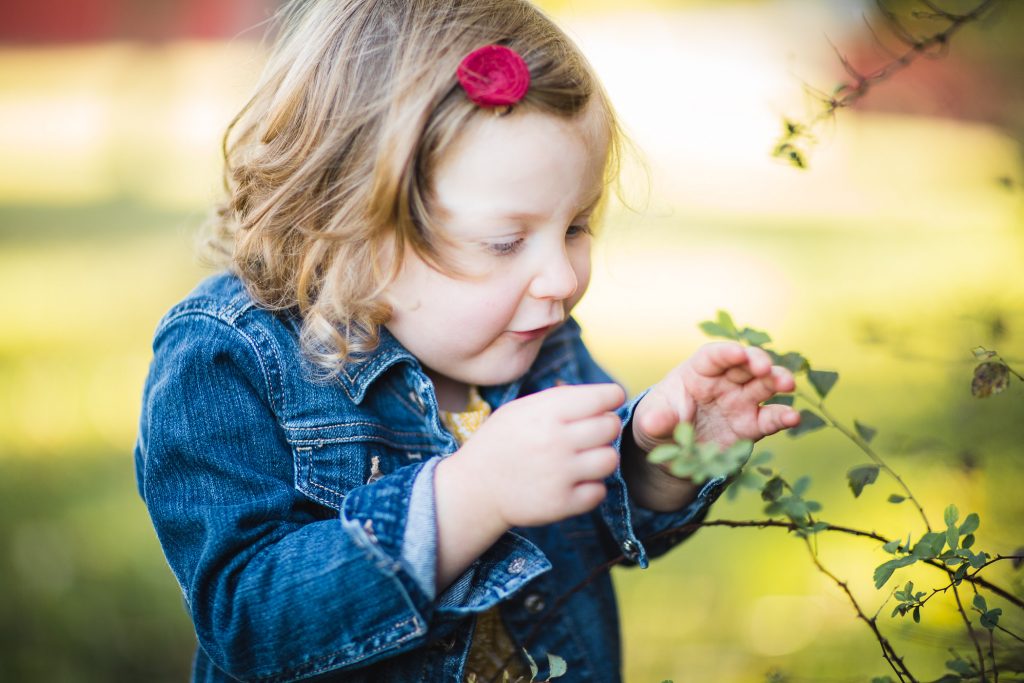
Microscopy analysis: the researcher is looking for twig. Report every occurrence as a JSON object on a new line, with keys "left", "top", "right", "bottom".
{"left": 796, "top": 389, "right": 932, "bottom": 530}
{"left": 775, "top": 0, "right": 1000, "bottom": 166}
{"left": 950, "top": 574, "right": 987, "bottom": 680}
{"left": 802, "top": 538, "right": 917, "bottom": 681}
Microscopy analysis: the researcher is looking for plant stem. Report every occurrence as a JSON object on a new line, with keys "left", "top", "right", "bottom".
{"left": 802, "top": 539, "right": 916, "bottom": 682}
{"left": 990, "top": 629, "right": 999, "bottom": 683}
{"left": 796, "top": 390, "right": 932, "bottom": 531}
{"left": 997, "top": 354, "right": 1024, "bottom": 382}
{"left": 950, "top": 577, "right": 986, "bottom": 680}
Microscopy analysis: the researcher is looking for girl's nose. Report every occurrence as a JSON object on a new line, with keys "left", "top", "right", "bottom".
{"left": 529, "top": 248, "right": 578, "bottom": 301}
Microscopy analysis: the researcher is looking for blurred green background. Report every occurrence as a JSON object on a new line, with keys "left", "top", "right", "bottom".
{"left": 1, "top": 1, "right": 1022, "bottom": 681}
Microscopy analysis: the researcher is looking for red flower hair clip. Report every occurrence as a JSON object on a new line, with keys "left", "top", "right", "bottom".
{"left": 456, "top": 44, "right": 530, "bottom": 108}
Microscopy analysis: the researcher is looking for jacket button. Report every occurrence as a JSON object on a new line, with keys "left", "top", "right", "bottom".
{"left": 523, "top": 593, "right": 545, "bottom": 614}
{"left": 621, "top": 539, "right": 639, "bottom": 559}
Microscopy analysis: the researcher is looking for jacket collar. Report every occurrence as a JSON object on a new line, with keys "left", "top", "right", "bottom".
{"left": 335, "top": 325, "right": 419, "bottom": 404}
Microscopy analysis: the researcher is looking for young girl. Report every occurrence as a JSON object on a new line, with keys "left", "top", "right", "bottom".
{"left": 135, "top": 1, "right": 800, "bottom": 681}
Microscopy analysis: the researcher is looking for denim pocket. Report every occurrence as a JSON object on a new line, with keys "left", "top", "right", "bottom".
{"left": 285, "top": 422, "right": 442, "bottom": 511}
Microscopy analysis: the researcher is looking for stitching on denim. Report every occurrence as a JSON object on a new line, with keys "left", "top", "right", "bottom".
{"left": 293, "top": 446, "right": 341, "bottom": 508}
{"left": 156, "top": 310, "right": 280, "bottom": 416}
{"left": 235, "top": 315, "right": 287, "bottom": 417}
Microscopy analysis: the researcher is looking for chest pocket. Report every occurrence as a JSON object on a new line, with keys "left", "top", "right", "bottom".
{"left": 284, "top": 422, "right": 445, "bottom": 512}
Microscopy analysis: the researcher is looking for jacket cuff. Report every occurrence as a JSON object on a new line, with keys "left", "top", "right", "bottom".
{"left": 599, "top": 389, "right": 729, "bottom": 567}
{"left": 401, "top": 456, "right": 443, "bottom": 600}
{"left": 340, "top": 459, "right": 437, "bottom": 610}
{"left": 434, "top": 532, "right": 551, "bottom": 617}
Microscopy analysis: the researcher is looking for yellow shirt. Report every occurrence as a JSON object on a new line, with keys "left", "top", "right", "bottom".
{"left": 439, "top": 387, "right": 531, "bottom": 683}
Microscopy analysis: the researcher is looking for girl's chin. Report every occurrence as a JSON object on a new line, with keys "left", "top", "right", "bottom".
{"left": 462, "top": 348, "right": 542, "bottom": 388}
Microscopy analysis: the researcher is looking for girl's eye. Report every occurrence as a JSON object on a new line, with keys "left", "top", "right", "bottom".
{"left": 567, "top": 224, "right": 592, "bottom": 238}
{"left": 489, "top": 238, "right": 524, "bottom": 256}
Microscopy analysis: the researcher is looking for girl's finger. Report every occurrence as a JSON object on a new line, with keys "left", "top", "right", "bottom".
{"left": 637, "top": 404, "right": 680, "bottom": 441}
{"left": 567, "top": 480, "right": 609, "bottom": 515}
{"left": 544, "top": 383, "right": 626, "bottom": 420}
{"left": 724, "top": 366, "right": 755, "bottom": 384}
{"left": 743, "top": 345, "right": 774, "bottom": 376}
{"left": 689, "top": 342, "right": 748, "bottom": 376}
{"left": 564, "top": 412, "right": 622, "bottom": 449}
{"left": 572, "top": 447, "right": 620, "bottom": 481}
{"left": 756, "top": 404, "right": 801, "bottom": 436}
{"left": 743, "top": 366, "right": 792, "bottom": 404}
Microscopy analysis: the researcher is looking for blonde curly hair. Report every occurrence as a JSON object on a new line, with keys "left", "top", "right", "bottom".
{"left": 205, "top": 0, "right": 622, "bottom": 375}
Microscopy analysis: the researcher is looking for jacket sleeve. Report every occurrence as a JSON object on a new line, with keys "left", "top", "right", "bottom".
{"left": 567, "top": 329, "right": 728, "bottom": 568}
{"left": 135, "top": 312, "right": 438, "bottom": 682}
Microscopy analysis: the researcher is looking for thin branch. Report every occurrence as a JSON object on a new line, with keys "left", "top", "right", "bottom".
{"left": 647, "top": 520, "right": 1024, "bottom": 610}
{"left": 950, "top": 574, "right": 987, "bottom": 680}
{"left": 995, "top": 624, "right": 1024, "bottom": 644}
{"left": 802, "top": 538, "right": 917, "bottom": 681}
{"left": 497, "top": 519, "right": 1024, "bottom": 678}
{"left": 796, "top": 389, "right": 932, "bottom": 530}
{"left": 775, "top": 0, "right": 1000, "bottom": 167}
{"left": 990, "top": 629, "right": 999, "bottom": 683}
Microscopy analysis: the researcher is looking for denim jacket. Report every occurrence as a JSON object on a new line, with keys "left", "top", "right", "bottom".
{"left": 134, "top": 272, "right": 726, "bottom": 683}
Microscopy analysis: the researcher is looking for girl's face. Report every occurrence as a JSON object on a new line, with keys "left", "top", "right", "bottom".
{"left": 383, "top": 103, "right": 609, "bottom": 410}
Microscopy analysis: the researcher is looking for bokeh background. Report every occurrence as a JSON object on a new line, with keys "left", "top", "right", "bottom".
{"left": 1, "top": 0, "right": 1022, "bottom": 681}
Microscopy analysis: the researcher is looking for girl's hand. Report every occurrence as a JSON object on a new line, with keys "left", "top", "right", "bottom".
{"left": 632, "top": 342, "right": 800, "bottom": 456}
{"left": 438, "top": 383, "right": 626, "bottom": 533}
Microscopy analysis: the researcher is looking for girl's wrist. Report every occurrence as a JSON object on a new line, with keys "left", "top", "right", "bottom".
{"left": 434, "top": 452, "right": 509, "bottom": 544}
{"left": 620, "top": 423, "right": 699, "bottom": 512}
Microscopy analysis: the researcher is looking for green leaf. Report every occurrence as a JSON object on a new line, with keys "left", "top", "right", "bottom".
{"left": 699, "top": 322, "right": 734, "bottom": 339}
{"left": 847, "top": 465, "right": 879, "bottom": 497}
{"left": 547, "top": 653, "right": 567, "bottom": 679}
{"left": 959, "top": 513, "right": 980, "bottom": 536}
{"left": 973, "top": 594, "right": 987, "bottom": 612}
{"left": 888, "top": 494, "right": 906, "bottom": 504}
{"left": 764, "top": 394, "right": 794, "bottom": 406}
{"left": 946, "top": 525, "right": 959, "bottom": 552}
{"left": 854, "top": 420, "right": 877, "bottom": 443}
{"left": 969, "top": 551, "right": 989, "bottom": 569}
{"left": 953, "top": 563, "right": 968, "bottom": 584}
{"left": 738, "top": 327, "right": 771, "bottom": 346}
{"left": 768, "top": 350, "right": 809, "bottom": 372}
{"left": 672, "top": 422, "right": 694, "bottom": 447}
{"left": 961, "top": 534, "right": 975, "bottom": 549}
{"left": 789, "top": 410, "right": 827, "bottom": 437}
{"left": 944, "top": 504, "right": 959, "bottom": 527}
{"left": 874, "top": 556, "right": 916, "bottom": 589}
{"left": 980, "top": 608, "right": 1002, "bottom": 630}
{"left": 761, "top": 476, "right": 785, "bottom": 502}
{"left": 668, "top": 457, "right": 695, "bottom": 479}
{"left": 522, "top": 649, "right": 538, "bottom": 679}
{"left": 647, "top": 444, "right": 680, "bottom": 464}
{"left": 912, "top": 606, "right": 920, "bottom": 623}
{"left": 792, "top": 476, "right": 811, "bottom": 497}
{"left": 911, "top": 532, "right": 945, "bottom": 560}
{"left": 882, "top": 538, "right": 901, "bottom": 554}
{"left": 871, "top": 678, "right": 895, "bottom": 683}
{"left": 807, "top": 369, "right": 839, "bottom": 398}
{"left": 946, "top": 658, "right": 974, "bottom": 675}
{"left": 699, "top": 311, "right": 739, "bottom": 340}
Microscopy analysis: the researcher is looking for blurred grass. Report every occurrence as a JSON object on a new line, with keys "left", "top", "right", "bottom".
{"left": 2, "top": 7, "right": 1024, "bottom": 681}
